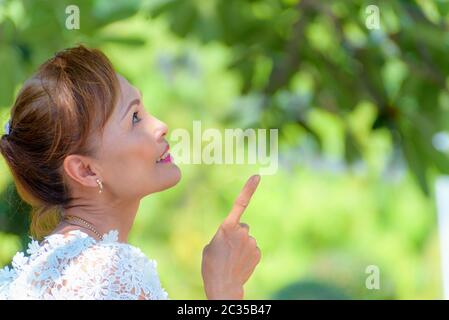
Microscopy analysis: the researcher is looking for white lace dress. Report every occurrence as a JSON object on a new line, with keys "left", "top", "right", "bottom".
{"left": 0, "top": 229, "right": 169, "bottom": 300}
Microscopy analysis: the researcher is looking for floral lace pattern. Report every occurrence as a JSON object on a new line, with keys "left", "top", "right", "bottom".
{"left": 0, "top": 230, "right": 169, "bottom": 300}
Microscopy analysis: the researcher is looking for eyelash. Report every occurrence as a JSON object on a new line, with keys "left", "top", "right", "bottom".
{"left": 132, "top": 111, "right": 141, "bottom": 125}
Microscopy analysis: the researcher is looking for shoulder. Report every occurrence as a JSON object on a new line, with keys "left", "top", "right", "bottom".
{"left": 78, "top": 230, "right": 151, "bottom": 265}
{"left": 81, "top": 233, "right": 157, "bottom": 273}
{"left": 49, "top": 230, "right": 161, "bottom": 283}
{"left": 1, "top": 230, "right": 169, "bottom": 300}
{"left": 74, "top": 231, "right": 169, "bottom": 300}
{"left": 77, "top": 234, "right": 168, "bottom": 300}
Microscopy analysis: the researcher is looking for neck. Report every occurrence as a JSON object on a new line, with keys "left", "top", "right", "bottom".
{"left": 61, "top": 197, "right": 140, "bottom": 243}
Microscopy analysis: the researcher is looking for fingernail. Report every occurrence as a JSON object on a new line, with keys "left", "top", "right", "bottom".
{"left": 253, "top": 174, "right": 261, "bottom": 184}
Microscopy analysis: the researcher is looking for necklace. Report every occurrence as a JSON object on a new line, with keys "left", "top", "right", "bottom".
{"left": 63, "top": 215, "right": 103, "bottom": 241}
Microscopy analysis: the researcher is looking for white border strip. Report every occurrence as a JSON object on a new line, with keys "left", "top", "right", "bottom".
{"left": 435, "top": 176, "right": 449, "bottom": 299}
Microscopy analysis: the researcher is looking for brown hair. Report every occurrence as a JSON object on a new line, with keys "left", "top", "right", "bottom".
{"left": 0, "top": 45, "right": 120, "bottom": 240}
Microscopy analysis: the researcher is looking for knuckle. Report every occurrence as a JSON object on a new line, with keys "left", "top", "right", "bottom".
{"left": 255, "top": 250, "right": 261, "bottom": 262}
{"left": 239, "top": 228, "right": 250, "bottom": 238}
{"left": 235, "top": 199, "right": 248, "bottom": 209}
{"left": 220, "top": 224, "right": 232, "bottom": 235}
{"left": 221, "top": 224, "right": 236, "bottom": 237}
{"left": 248, "top": 236, "right": 257, "bottom": 246}
{"left": 253, "top": 246, "right": 261, "bottom": 258}
{"left": 222, "top": 222, "right": 235, "bottom": 231}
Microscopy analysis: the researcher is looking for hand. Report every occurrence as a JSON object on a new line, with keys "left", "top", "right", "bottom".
{"left": 202, "top": 175, "right": 262, "bottom": 300}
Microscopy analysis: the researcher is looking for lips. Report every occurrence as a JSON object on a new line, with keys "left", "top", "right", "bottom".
{"left": 156, "top": 145, "right": 172, "bottom": 163}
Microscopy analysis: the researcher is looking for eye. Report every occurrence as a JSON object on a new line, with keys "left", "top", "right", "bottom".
{"left": 132, "top": 111, "right": 141, "bottom": 125}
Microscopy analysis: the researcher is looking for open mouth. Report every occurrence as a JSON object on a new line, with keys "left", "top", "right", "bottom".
{"left": 156, "top": 145, "right": 172, "bottom": 164}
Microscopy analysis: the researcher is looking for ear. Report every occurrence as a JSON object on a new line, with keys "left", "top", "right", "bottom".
{"left": 63, "top": 154, "right": 101, "bottom": 188}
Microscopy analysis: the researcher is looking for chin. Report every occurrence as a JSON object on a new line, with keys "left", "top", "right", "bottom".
{"left": 156, "top": 164, "right": 182, "bottom": 192}
{"left": 168, "top": 164, "right": 182, "bottom": 187}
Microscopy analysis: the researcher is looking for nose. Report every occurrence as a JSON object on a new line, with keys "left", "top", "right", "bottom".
{"left": 154, "top": 118, "right": 168, "bottom": 141}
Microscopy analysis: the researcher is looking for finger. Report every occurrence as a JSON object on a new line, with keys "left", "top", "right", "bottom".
{"left": 239, "top": 223, "right": 250, "bottom": 232}
{"left": 248, "top": 235, "right": 257, "bottom": 247}
{"left": 242, "top": 238, "right": 260, "bottom": 260}
{"left": 225, "top": 175, "right": 261, "bottom": 225}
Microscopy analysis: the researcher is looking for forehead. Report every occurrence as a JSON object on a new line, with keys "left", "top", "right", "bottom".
{"left": 116, "top": 74, "right": 138, "bottom": 105}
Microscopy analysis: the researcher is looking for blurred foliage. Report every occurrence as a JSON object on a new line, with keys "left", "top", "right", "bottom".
{"left": 0, "top": 0, "right": 446, "bottom": 299}
{"left": 271, "top": 280, "right": 351, "bottom": 300}
{"left": 145, "top": 0, "right": 449, "bottom": 195}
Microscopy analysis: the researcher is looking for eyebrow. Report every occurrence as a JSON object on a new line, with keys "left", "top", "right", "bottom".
{"left": 121, "top": 89, "right": 142, "bottom": 121}
{"left": 120, "top": 89, "right": 143, "bottom": 121}
{"left": 121, "top": 98, "right": 140, "bottom": 121}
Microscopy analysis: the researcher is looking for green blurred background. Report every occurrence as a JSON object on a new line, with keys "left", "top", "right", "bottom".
{"left": 1, "top": 0, "right": 449, "bottom": 299}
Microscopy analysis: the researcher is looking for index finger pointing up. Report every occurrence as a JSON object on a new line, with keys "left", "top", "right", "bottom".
{"left": 225, "top": 175, "right": 261, "bottom": 225}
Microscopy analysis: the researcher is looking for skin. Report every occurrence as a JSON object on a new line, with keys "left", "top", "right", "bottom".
{"left": 50, "top": 74, "right": 261, "bottom": 299}
{"left": 202, "top": 174, "right": 262, "bottom": 299}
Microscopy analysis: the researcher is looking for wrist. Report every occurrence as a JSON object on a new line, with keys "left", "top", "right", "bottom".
{"left": 204, "top": 283, "right": 243, "bottom": 300}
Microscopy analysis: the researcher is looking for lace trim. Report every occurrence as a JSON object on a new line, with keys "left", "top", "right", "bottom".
{"left": 0, "top": 229, "right": 168, "bottom": 300}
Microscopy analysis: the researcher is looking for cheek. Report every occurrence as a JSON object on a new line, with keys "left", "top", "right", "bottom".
{"left": 104, "top": 134, "right": 158, "bottom": 182}
{"left": 100, "top": 129, "right": 180, "bottom": 197}
{"left": 123, "top": 134, "right": 158, "bottom": 169}
{"left": 118, "top": 137, "right": 180, "bottom": 193}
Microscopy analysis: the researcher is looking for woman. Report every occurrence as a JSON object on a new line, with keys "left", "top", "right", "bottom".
{"left": 0, "top": 45, "right": 261, "bottom": 300}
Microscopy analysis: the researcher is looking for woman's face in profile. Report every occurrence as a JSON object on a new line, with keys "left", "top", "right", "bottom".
{"left": 94, "top": 74, "right": 181, "bottom": 199}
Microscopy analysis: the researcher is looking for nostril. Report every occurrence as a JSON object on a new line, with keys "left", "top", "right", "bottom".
{"left": 156, "top": 129, "right": 166, "bottom": 140}
{"left": 157, "top": 124, "right": 168, "bottom": 140}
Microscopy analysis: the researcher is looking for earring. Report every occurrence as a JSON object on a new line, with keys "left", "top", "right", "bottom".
{"left": 96, "top": 178, "right": 103, "bottom": 194}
